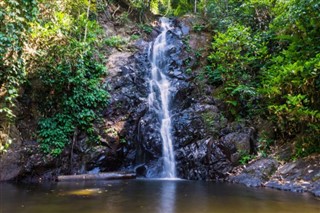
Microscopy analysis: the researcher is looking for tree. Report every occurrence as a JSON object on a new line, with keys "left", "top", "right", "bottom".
{"left": 27, "top": 0, "right": 109, "bottom": 156}
{"left": 0, "top": 0, "right": 37, "bottom": 152}
{"left": 0, "top": 0, "right": 37, "bottom": 120}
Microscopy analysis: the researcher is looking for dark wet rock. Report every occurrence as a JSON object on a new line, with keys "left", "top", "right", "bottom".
{"left": 218, "top": 127, "right": 256, "bottom": 165}
{"left": 136, "top": 19, "right": 194, "bottom": 166}
{"left": 310, "top": 183, "right": 320, "bottom": 197}
{"left": 150, "top": 28, "right": 161, "bottom": 39}
{"left": 15, "top": 144, "right": 66, "bottom": 182}
{"left": 265, "top": 181, "right": 305, "bottom": 193}
{"left": 276, "top": 146, "right": 294, "bottom": 162}
{"left": 172, "top": 108, "right": 205, "bottom": 148}
{"left": 229, "top": 158, "right": 278, "bottom": 187}
{"left": 102, "top": 48, "right": 150, "bottom": 161}
{"left": 133, "top": 39, "right": 149, "bottom": 51}
{"left": 135, "top": 164, "right": 147, "bottom": 177}
{"left": 176, "top": 138, "right": 233, "bottom": 180}
{"left": 170, "top": 80, "right": 194, "bottom": 111}
{"left": 181, "top": 25, "right": 190, "bottom": 35}
{"left": 220, "top": 133, "right": 251, "bottom": 164}
{"left": 138, "top": 111, "right": 163, "bottom": 158}
{"left": 85, "top": 145, "right": 125, "bottom": 173}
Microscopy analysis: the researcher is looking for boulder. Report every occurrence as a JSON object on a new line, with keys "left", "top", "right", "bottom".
{"left": 265, "top": 155, "right": 320, "bottom": 196}
{"left": 176, "top": 138, "right": 233, "bottom": 180}
{"left": 0, "top": 150, "right": 22, "bottom": 181}
{"left": 0, "top": 126, "right": 24, "bottom": 181}
{"left": 219, "top": 128, "right": 255, "bottom": 164}
{"left": 229, "top": 158, "right": 278, "bottom": 187}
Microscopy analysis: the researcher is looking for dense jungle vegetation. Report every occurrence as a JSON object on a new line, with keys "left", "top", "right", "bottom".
{"left": 1, "top": 0, "right": 319, "bottom": 158}
{"left": 1, "top": 0, "right": 109, "bottom": 155}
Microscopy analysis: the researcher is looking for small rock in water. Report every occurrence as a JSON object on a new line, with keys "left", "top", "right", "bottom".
{"left": 62, "top": 188, "right": 102, "bottom": 196}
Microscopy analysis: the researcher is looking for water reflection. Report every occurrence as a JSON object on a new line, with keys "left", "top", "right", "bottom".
{"left": 0, "top": 180, "right": 319, "bottom": 213}
{"left": 160, "top": 181, "right": 176, "bottom": 213}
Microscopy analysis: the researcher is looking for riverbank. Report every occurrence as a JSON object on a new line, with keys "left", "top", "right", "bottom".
{"left": 228, "top": 155, "right": 320, "bottom": 197}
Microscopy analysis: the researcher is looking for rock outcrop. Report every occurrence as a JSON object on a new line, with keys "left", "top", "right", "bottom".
{"left": 228, "top": 155, "right": 320, "bottom": 197}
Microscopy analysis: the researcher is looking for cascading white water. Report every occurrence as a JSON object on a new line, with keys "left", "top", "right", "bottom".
{"left": 148, "top": 17, "right": 176, "bottom": 178}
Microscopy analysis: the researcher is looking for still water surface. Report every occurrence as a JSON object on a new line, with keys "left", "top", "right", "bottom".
{"left": 0, "top": 179, "right": 319, "bottom": 213}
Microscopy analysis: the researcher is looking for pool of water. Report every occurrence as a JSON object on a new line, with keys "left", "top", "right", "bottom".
{"left": 0, "top": 179, "right": 319, "bottom": 213}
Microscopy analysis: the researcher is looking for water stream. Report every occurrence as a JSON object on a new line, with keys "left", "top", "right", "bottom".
{"left": 147, "top": 17, "right": 176, "bottom": 178}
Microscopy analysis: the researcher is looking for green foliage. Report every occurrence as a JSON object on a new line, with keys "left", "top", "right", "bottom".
{"left": 126, "top": 0, "right": 197, "bottom": 16}
{"left": 139, "top": 24, "right": 153, "bottom": 34}
{"left": 239, "top": 150, "right": 253, "bottom": 165}
{"left": 150, "top": 0, "right": 173, "bottom": 14}
{"left": 257, "top": 132, "right": 274, "bottom": 157}
{"left": 36, "top": 51, "right": 108, "bottom": 155}
{"left": 22, "top": 0, "right": 109, "bottom": 156}
{"left": 130, "top": 34, "right": 140, "bottom": 40}
{"left": 259, "top": 0, "right": 320, "bottom": 156}
{"left": 204, "top": 0, "right": 319, "bottom": 157}
{"left": 172, "top": 0, "right": 194, "bottom": 16}
{"left": 38, "top": 114, "right": 73, "bottom": 156}
{"left": 204, "top": 0, "right": 273, "bottom": 32}
{"left": 0, "top": 0, "right": 38, "bottom": 120}
{"left": 207, "top": 23, "right": 266, "bottom": 117}
{"left": 294, "top": 136, "right": 320, "bottom": 158}
{"left": 205, "top": 0, "right": 240, "bottom": 32}
{"left": 104, "top": 36, "right": 126, "bottom": 48}
{"left": 0, "top": 0, "right": 38, "bottom": 152}
{"left": 192, "top": 24, "right": 205, "bottom": 33}
{"left": 116, "top": 12, "right": 130, "bottom": 25}
{"left": 149, "top": 0, "right": 160, "bottom": 14}
{"left": 202, "top": 111, "right": 227, "bottom": 137}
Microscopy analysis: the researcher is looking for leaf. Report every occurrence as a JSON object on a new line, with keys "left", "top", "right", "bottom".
{"left": 226, "top": 100, "right": 238, "bottom": 106}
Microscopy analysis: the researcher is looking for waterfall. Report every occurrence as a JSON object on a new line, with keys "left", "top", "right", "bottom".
{"left": 147, "top": 17, "right": 176, "bottom": 178}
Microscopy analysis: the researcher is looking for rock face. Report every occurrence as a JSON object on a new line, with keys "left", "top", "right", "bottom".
{"left": 175, "top": 126, "right": 256, "bottom": 180}
{"left": 124, "top": 19, "right": 258, "bottom": 179}
{"left": 0, "top": 17, "right": 258, "bottom": 182}
{"left": 50, "top": 17, "right": 254, "bottom": 180}
{"left": 176, "top": 138, "right": 233, "bottom": 180}
{"left": 0, "top": 126, "right": 24, "bottom": 181}
{"left": 0, "top": 150, "right": 22, "bottom": 181}
{"left": 228, "top": 155, "right": 320, "bottom": 196}
{"left": 137, "top": 20, "right": 191, "bottom": 168}
{"left": 229, "top": 158, "right": 279, "bottom": 187}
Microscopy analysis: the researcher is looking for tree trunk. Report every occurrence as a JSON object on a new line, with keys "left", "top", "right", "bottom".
{"left": 57, "top": 172, "right": 136, "bottom": 181}
{"left": 83, "top": 0, "right": 91, "bottom": 42}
